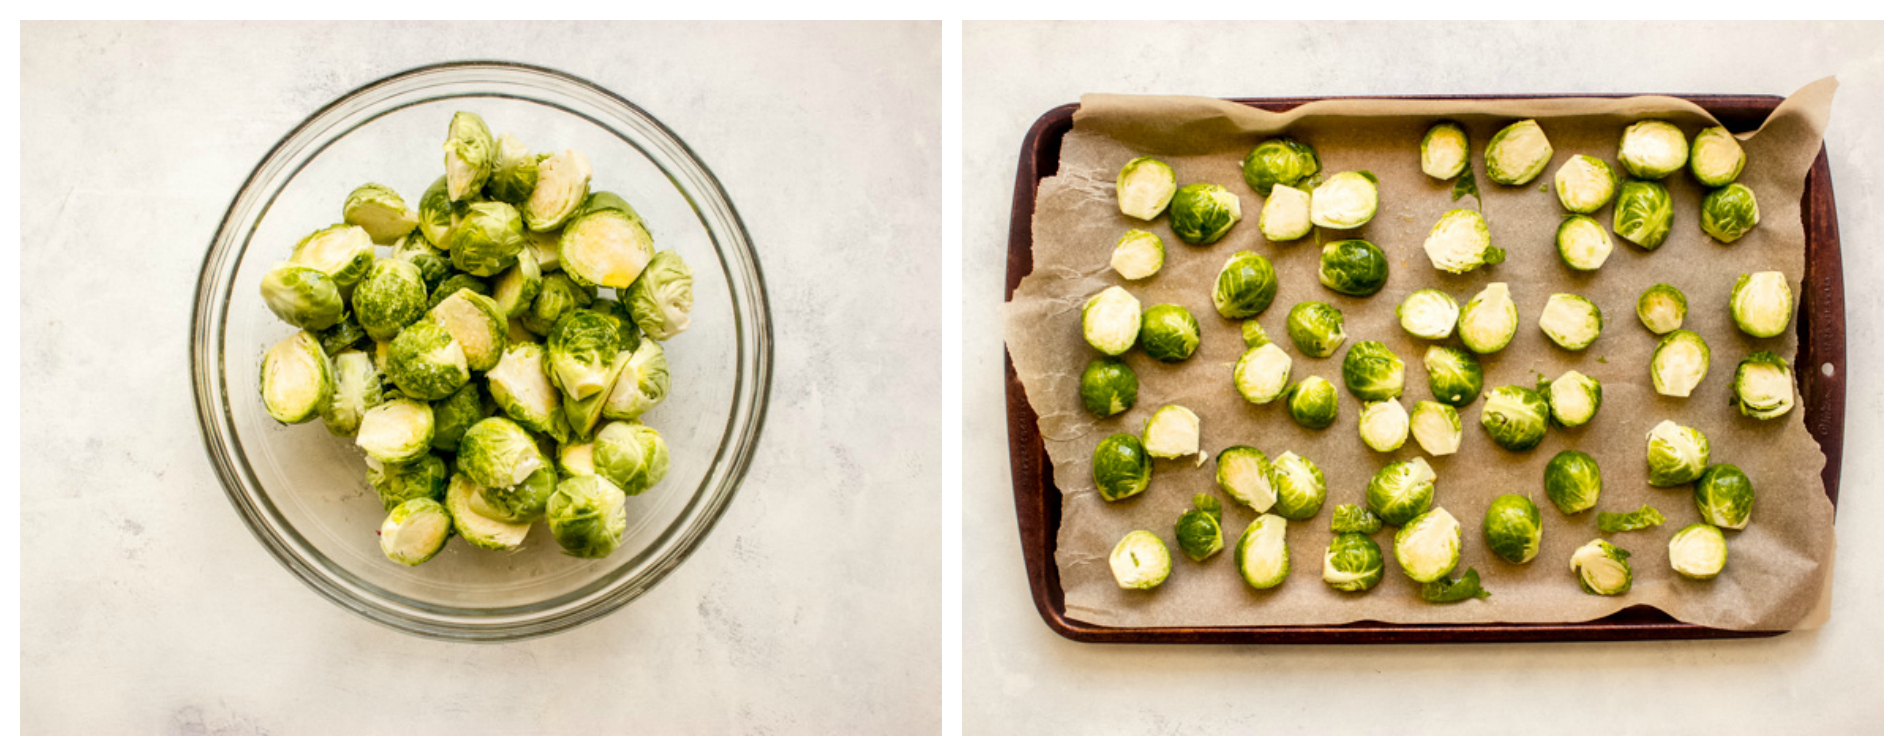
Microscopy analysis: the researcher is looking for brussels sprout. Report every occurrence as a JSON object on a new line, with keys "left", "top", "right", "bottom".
{"left": 603, "top": 339, "right": 671, "bottom": 422}
{"left": 593, "top": 421, "right": 670, "bottom": 496}
{"left": 344, "top": 259, "right": 422, "bottom": 341}
{"left": 1544, "top": 450, "right": 1602, "bottom": 514}
{"left": 1366, "top": 457, "right": 1436, "bottom": 527}
{"left": 472, "top": 464, "right": 556, "bottom": 524}
{"left": 1395, "top": 507, "right": 1461, "bottom": 582}
{"left": 524, "top": 229, "right": 563, "bottom": 272}
{"left": 1092, "top": 433, "right": 1152, "bottom": 502}
{"left": 317, "top": 314, "right": 370, "bottom": 356}
{"left": 1142, "top": 404, "right": 1200, "bottom": 460}
{"left": 1318, "top": 239, "right": 1389, "bottom": 297}
{"left": 1422, "top": 208, "right": 1503, "bottom": 274}
{"left": 387, "top": 318, "right": 470, "bottom": 401}
{"left": 1138, "top": 304, "right": 1201, "bottom": 362}
{"left": 1421, "top": 568, "right": 1491, "bottom": 603}
{"left": 449, "top": 201, "right": 527, "bottom": 277}
{"left": 366, "top": 454, "right": 448, "bottom": 511}
{"left": 1422, "top": 345, "right": 1483, "bottom": 408}
{"left": 1651, "top": 330, "right": 1711, "bottom": 398}
{"left": 1480, "top": 385, "right": 1549, "bottom": 452}
{"left": 1419, "top": 121, "right": 1469, "bottom": 181}
{"left": 1330, "top": 503, "right": 1383, "bottom": 535}
{"left": 426, "top": 272, "right": 491, "bottom": 312}
{"left": 259, "top": 331, "right": 335, "bottom": 425}
{"left": 416, "top": 177, "right": 462, "bottom": 251}
{"left": 1287, "top": 376, "right": 1339, "bottom": 430}
{"left": 546, "top": 474, "right": 629, "bottom": 559}
{"left": 1690, "top": 126, "right": 1747, "bottom": 187}
{"left": 486, "top": 133, "right": 542, "bottom": 205}
{"left": 1339, "top": 341, "right": 1402, "bottom": 402}
{"left": 1555, "top": 215, "right": 1613, "bottom": 271}
{"left": 1168, "top": 183, "right": 1242, "bottom": 245}
{"left": 341, "top": 183, "right": 419, "bottom": 245}
{"left": 1257, "top": 185, "right": 1313, "bottom": 242}
{"left": 1110, "top": 229, "right": 1166, "bottom": 280}
{"left": 290, "top": 223, "right": 376, "bottom": 287}
{"left": 1541, "top": 370, "right": 1601, "bottom": 428}
{"left": 322, "top": 350, "right": 383, "bottom": 437}
{"left": 491, "top": 251, "right": 544, "bottom": 319}
{"left": 1457, "top": 282, "right": 1517, "bottom": 354}
{"left": 1309, "top": 171, "right": 1380, "bottom": 229}
{"left": 1733, "top": 351, "right": 1795, "bottom": 420}
{"left": 487, "top": 341, "right": 566, "bottom": 440}
{"left": 1235, "top": 514, "right": 1290, "bottom": 589}
{"left": 1700, "top": 183, "right": 1760, "bottom": 243}
{"left": 1409, "top": 400, "right": 1462, "bottom": 457}
{"left": 1175, "top": 494, "right": 1225, "bottom": 562}
{"left": 523, "top": 150, "right": 594, "bottom": 233}
{"left": 1241, "top": 138, "right": 1320, "bottom": 195}
{"left": 1232, "top": 329, "right": 1292, "bottom": 405}
{"left": 1646, "top": 420, "right": 1710, "bottom": 487}
{"left": 1081, "top": 285, "right": 1142, "bottom": 356}
{"left": 1215, "top": 446, "right": 1275, "bottom": 514}
{"left": 1612, "top": 181, "right": 1674, "bottom": 250}
{"left": 1670, "top": 524, "right": 1728, "bottom": 579}
{"left": 1211, "top": 251, "right": 1278, "bottom": 319}
{"left": 444, "top": 473, "right": 532, "bottom": 552}
{"left": 1538, "top": 293, "right": 1602, "bottom": 351}
{"left": 1553, "top": 154, "right": 1619, "bottom": 214}
{"left": 1618, "top": 120, "right": 1689, "bottom": 179}
{"left": 1396, "top": 289, "right": 1458, "bottom": 341}
{"left": 1322, "top": 532, "right": 1385, "bottom": 592}
{"left": 556, "top": 440, "right": 596, "bottom": 478}
{"left": 1481, "top": 494, "right": 1542, "bottom": 564}
{"left": 1270, "top": 451, "right": 1326, "bottom": 520}
{"left": 1696, "top": 463, "right": 1755, "bottom": 530}
{"left": 428, "top": 290, "right": 506, "bottom": 374}
{"left": 1358, "top": 399, "right": 1409, "bottom": 453}
{"left": 377, "top": 499, "right": 452, "bottom": 566}
{"left": 1568, "top": 539, "right": 1633, "bottom": 596}
{"left": 522, "top": 275, "right": 594, "bottom": 336}
{"left": 1636, "top": 283, "right": 1688, "bottom": 335}
{"left": 443, "top": 112, "right": 495, "bottom": 201}
{"left": 1730, "top": 271, "right": 1792, "bottom": 338}
{"left": 457, "top": 416, "right": 546, "bottom": 490}
{"left": 426, "top": 383, "right": 485, "bottom": 453}
{"left": 356, "top": 397, "right": 434, "bottom": 464}
{"left": 1484, "top": 120, "right": 1553, "bottom": 186}
{"left": 561, "top": 193, "right": 657, "bottom": 289}
{"left": 546, "top": 309, "right": 624, "bottom": 400}
{"left": 589, "top": 299, "right": 641, "bottom": 352}
{"left": 1079, "top": 356, "right": 1139, "bottom": 418}
{"left": 562, "top": 351, "right": 626, "bottom": 438}
{"left": 1115, "top": 157, "right": 1177, "bottom": 221}
{"left": 260, "top": 265, "right": 345, "bottom": 331}
{"left": 1111, "top": 530, "right": 1172, "bottom": 589}
{"left": 1284, "top": 301, "right": 1345, "bottom": 358}
{"left": 1596, "top": 505, "right": 1663, "bottom": 534}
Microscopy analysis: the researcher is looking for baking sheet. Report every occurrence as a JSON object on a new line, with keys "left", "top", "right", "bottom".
{"left": 1001, "top": 79, "right": 1838, "bottom": 632}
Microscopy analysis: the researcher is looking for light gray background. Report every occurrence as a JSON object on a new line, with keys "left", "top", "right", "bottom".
{"left": 22, "top": 21, "right": 941, "bottom": 735}
{"left": 962, "top": 21, "right": 1881, "bottom": 735}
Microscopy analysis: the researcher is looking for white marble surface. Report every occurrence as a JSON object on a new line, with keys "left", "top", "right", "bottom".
{"left": 22, "top": 21, "right": 941, "bottom": 735}
{"left": 961, "top": 21, "right": 1882, "bottom": 735}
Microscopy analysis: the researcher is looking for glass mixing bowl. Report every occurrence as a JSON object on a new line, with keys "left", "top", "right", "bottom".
{"left": 191, "top": 62, "right": 771, "bottom": 641}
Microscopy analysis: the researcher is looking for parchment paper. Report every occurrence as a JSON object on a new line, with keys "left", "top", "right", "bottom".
{"left": 1003, "top": 79, "right": 1838, "bottom": 631}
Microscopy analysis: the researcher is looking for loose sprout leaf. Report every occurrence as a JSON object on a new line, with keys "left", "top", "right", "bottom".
{"left": 1597, "top": 505, "right": 1665, "bottom": 533}
{"left": 1421, "top": 568, "right": 1490, "bottom": 603}
{"left": 1451, "top": 166, "right": 1480, "bottom": 207}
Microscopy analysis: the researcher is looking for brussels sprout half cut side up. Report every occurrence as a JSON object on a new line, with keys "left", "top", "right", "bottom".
{"left": 444, "top": 474, "right": 532, "bottom": 552}
{"left": 1235, "top": 514, "right": 1291, "bottom": 589}
{"left": 1544, "top": 450, "right": 1602, "bottom": 514}
{"left": 1142, "top": 405, "right": 1201, "bottom": 460}
{"left": 1569, "top": 540, "right": 1634, "bottom": 596}
{"left": 1457, "top": 283, "right": 1518, "bottom": 354}
{"left": 428, "top": 288, "right": 507, "bottom": 372}
{"left": 1395, "top": 507, "right": 1461, "bottom": 583}
{"left": 1730, "top": 271, "right": 1793, "bottom": 338}
{"left": 1619, "top": 120, "right": 1689, "bottom": 179}
{"left": 1323, "top": 533, "right": 1385, "bottom": 592}
{"left": 1116, "top": 157, "right": 1177, "bottom": 221}
{"left": 1358, "top": 399, "right": 1409, "bottom": 453}
{"left": 487, "top": 341, "right": 565, "bottom": 441}
{"left": 1670, "top": 524, "right": 1729, "bottom": 579}
{"left": 1690, "top": 126, "right": 1747, "bottom": 187}
{"left": 290, "top": 223, "right": 376, "bottom": 287}
{"left": 342, "top": 183, "right": 419, "bottom": 245}
{"left": 1216, "top": 446, "right": 1276, "bottom": 514}
{"left": 1139, "top": 304, "right": 1201, "bottom": 362}
{"left": 1419, "top": 121, "right": 1469, "bottom": 181}
{"left": 322, "top": 350, "right": 383, "bottom": 438}
{"left": 1110, "top": 229, "right": 1166, "bottom": 281}
{"left": 1422, "top": 345, "right": 1483, "bottom": 407}
{"left": 1409, "top": 401, "right": 1462, "bottom": 457}
{"left": 1483, "top": 494, "right": 1542, "bottom": 564}
{"left": 1553, "top": 154, "right": 1619, "bottom": 214}
{"left": 1541, "top": 370, "right": 1602, "bottom": 428}
{"left": 1241, "top": 138, "right": 1320, "bottom": 195}
{"left": 356, "top": 398, "right": 435, "bottom": 465}
{"left": 1258, "top": 185, "right": 1313, "bottom": 243}
{"left": 1175, "top": 494, "right": 1225, "bottom": 562}
{"left": 1396, "top": 289, "right": 1458, "bottom": 341}
{"left": 1287, "top": 376, "right": 1339, "bottom": 430}
{"left": 1733, "top": 351, "right": 1795, "bottom": 420}
{"left": 547, "top": 474, "right": 629, "bottom": 559}
{"left": 367, "top": 454, "right": 447, "bottom": 511}
{"left": 1646, "top": 420, "right": 1710, "bottom": 487}
{"left": 1539, "top": 293, "right": 1603, "bottom": 351}
{"left": 1211, "top": 251, "right": 1278, "bottom": 319}
{"left": 1079, "top": 356, "right": 1139, "bottom": 418}
{"left": 1285, "top": 301, "right": 1346, "bottom": 358}
{"left": 1081, "top": 286, "right": 1142, "bottom": 356}
{"left": 1701, "top": 183, "right": 1761, "bottom": 243}
{"left": 1421, "top": 208, "right": 1503, "bottom": 274}
{"left": 1696, "top": 463, "right": 1756, "bottom": 530}
{"left": 1111, "top": 530, "right": 1171, "bottom": 589}
{"left": 1092, "top": 434, "right": 1152, "bottom": 502}
{"left": 1483, "top": 120, "right": 1553, "bottom": 186}
{"left": 260, "top": 265, "right": 345, "bottom": 332}
{"left": 260, "top": 331, "right": 336, "bottom": 425}
{"left": 1309, "top": 171, "right": 1380, "bottom": 229}
{"left": 1233, "top": 332, "right": 1293, "bottom": 405}
{"left": 443, "top": 111, "right": 495, "bottom": 201}
{"left": 1341, "top": 340, "right": 1405, "bottom": 403}
{"left": 1168, "top": 183, "right": 1242, "bottom": 245}
{"left": 1613, "top": 180, "right": 1675, "bottom": 250}
{"left": 1481, "top": 385, "right": 1549, "bottom": 452}
{"left": 1636, "top": 283, "right": 1688, "bottom": 335}
{"left": 1651, "top": 330, "right": 1711, "bottom": 398}
{"left": 560, "top": 193, "right": 656, "bottom": 288}
{"left": 1555, "top": 215, "right": 1613, "bottom": 271}
{"left": 1366, "top": 457, "right": 1436, "bottom": 527}
{"left": 522, "top": 150, "right": 594, "bottom": 233}
{"left": 1318, "top": 239, "right": 1389, "bottom": 297}
{"left": 379, "top": 499, "right": 453, "bottom": 566}
{"left": 1270, "top": 452, "right": 1327, "bottom": 521}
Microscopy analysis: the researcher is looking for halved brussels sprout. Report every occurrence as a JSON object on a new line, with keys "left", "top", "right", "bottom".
{"left": 427, "top": 288, "right": 506, "bottom": 372}
{"left": 1142, "top": 404, "right": 1200, "bottom": 460}
{"left": 1322, "top": 532, "right": 1385, "bottom": 592}
{"left": 1544, "top": 450, "right": 1601, "bottom": 514}
{"left": 1613, "top": 181, "right": 1674, "bottom": 250}
{"left": 593, "top": 421, "right": 670, "bottom": 496}
{"left": 1419, "top": 121, "right": 1469, "bottom": 181}
{"left": 1241, "top": 137, "right": 1320, "bottom": 195}
{"left": 627, "top": 250, "right": 696, "bottom": 342}
{"left": 1422, "top": 345, "right": 1483, "bottom": 407}
{"left": 547, "top": 473, "right": 629, "bottom": 559}
{"left": 1139, "top": 304, "right": 1201, "bottom": 362}
{"left": 1483, "top": 494, "right": 1541, "bottom": 564}
{"left": 487, "top": 341, "right": 566, "bottom": 441}
{"left": 1480, "top": 385, "right": 1549, "bottom": 452}
{"left": 1079, "top": 356, "right": 1138, "bottom": 418}
{"left": 1670, "top": 524, "right": 1728, "bottom": 579}
{"left": 1110, "top": 229, "right": 1166, "bottom": 280}
{"left": 1554, "top": 154, "right": 1619, "bottom": 214}
{"left": 1366, "top": 456, "right": 1436, "bottom": 527}
{"left": 1233, "top": 327, "right": 1292, "bottom": 405}
{"left": 1409, "top": 400, "right": 1462, "bottom": 457}
{"left": 472, "top": 464, "right": 556, "bottom": 525}
{"left": 1235, "top": 514, "right": 1290, "bottom": 589}
{"left": 457, "top": 416, "right": 545, "bottom": 490}
{"left": 1330, "top": 503, "right": 1383, "bottom": 535}
{"left": 415, "top": 177, "right": 461, "bottom": 251}
{"left": 449, "top": 201, "right": 527, "bottom": 277}
{"left": 561, "top": 193, "right": 656, "bottom": 288}
{"left": 1730, "top": 271, "right": 1792, "bottom": 338}
{"left": 342, "top": 183, "right": 419, "bottom": 245}
{"left": 1211, "top": 251, "right": 1277, "bottom": 319}
{"left": 1637, "top": 283, "right": 1688, "bottom": 335}
{"left": 1696, "top": 463, "right": 1755, "bottom": 529}
{"left": 603, "top": 339, "right": 671, "bottom": 422}
{"left": 1287, "top": 376, "right": 1339, "bottom": 430}
{"left": 443, "top": 111, "right": 495, "bottom": 201}
{"left": 1270, "top": 451, "right": 1326, "bottom": 520}
{"left": 1258, "top": 185, "right": 1313, "bottom": 242}
{"left": 1318, "top": 239, "right": 1389, "bottom": 297}
{"left": 1539, "top": 293, "right": 1602, "bottom": 351}
{"left": 356, "top": 397, "right": 435, "bottom": 464}
{"left": 1111, "top": 530, "right": 1172, "bottom": 589}
{"left": 1116, "top": 157, "right": 1177, "bottom": 221}
{"left": 521, "top": 274, "right": 592, "bottom": 336}
{"left": 557, "top": 440, "right": 596, "bottom": 478}
{"left": 1541, "top": 370, "right": 1601, "bottom": 428}
{"left": 290, "top": 223, "right": 376, "bottom": 287}
{"left": 1285, "top": 301, "right": 1345, "bottom": 358}
{"left": 1358, "top": 399, "right": 1409, "bottom": 453}
{"left": 491, "top": 252, "right": 544, "bottom": 319}
{"left": 524, "top": 229, "right": 562, "bottom": 272}
{"left": 1734, "top": 351, "right": 1795, "bottom": 420}
{"left": 1395, "top": 507, "right": 1461, "bottom": 582}
{"left": 1484, "top": 120, "right": 1553, "bottom": 186}
{"left": 322, "top": 349, "right": 383, "bottom": 437}
{"left": 444, "top": 473, "right": 531, "bottom": 552}
{"left": 1422, "top": 208, "right": 1503, "bottom": 274}
{"left": 563, "top": 350, "right": 627, "bottom": 438}
{"left": 1618, "top": 120, "right": 1689, "bottom": 179}
{"left": 260, "top": 331, "right": 335, "bottom": 424}
{"left": 522, "top": 150, "right": 594, "bottom": 233}
{"left": 1092, "top": 433, "right": 1152, "bottom": 502}
{"left": 1651, "top": 330, "right": 1711, "bottom": 397}
{"left": 1457, "top": 282, "right": 1517, "bottom": 354}
{"left": 1569, "top": 539, "right": 1633, "bottom": 596}
{"left": 1690, "top": 126, "right": 1747, "bottom": 187}
{"left": 426, "top": 272, "right": 491, "bottom": 312}
{"left": 1421, "top": 568, "right": 1490, "bottom": 603}
{"left": 387, "top": 318, "right": 470, "bottom": 401}
{"left": 378, "top": 499, "right": 453, "bottom": 566}
{"left": 1341, "top": 341, "right": 1404, "bottom": 402}
{"left": 1175, "top": 494, "right": 1225, "bottom": 562}
{"left": 1081, "top": 285, "right": 1142, "bottom": 356}
{"left": 1396, "top": 288, "right": 1458, "bottom": 340}
{"left": 547, "top": 309, "right": 624, "bottom": 400}
{"left": 260, "top": 265, "right": 345, "bottom": 331}
{"left": 317, "top": 313, "right": 369, "bottom": 356}
{"left": 1216, "top": 446, "right": 1275, "bottom": 514}
{"left": 347, "top": 258, "right": 424, "bottom": 341}
{"left": 486, "top": 133, "right": 542, "bottom": 205}
{"left": 429, "top": 383, "right": 486, "bottom": 453}
{"left": 1169, "top": 183, "right": 1242, "bottom": 245}
{"left": 1596, "top": 505, "right": 1663, "bottom": 534}
{"left": 1310, "top": 171, "right": 1380, "bottom": 229}
{"left": 1701, "top": 183, "right": 1760, "bottom": 243}
{"left": 1646, "top": 420, "right": 1709, "bottom": 487}
{"left": 366, "top": 454, "right": 447, "bottom": 511}
{"left": 1555, "top": 215, "right": 1613, "bottom": 271}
